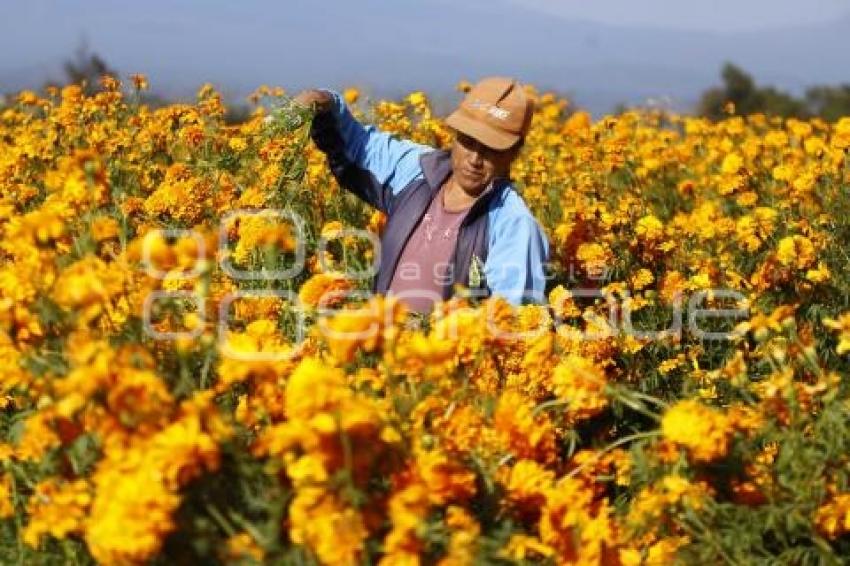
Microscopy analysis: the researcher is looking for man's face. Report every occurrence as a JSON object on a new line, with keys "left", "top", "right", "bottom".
{"left": 450, "top": 131, "right": 520, "bottom": 196}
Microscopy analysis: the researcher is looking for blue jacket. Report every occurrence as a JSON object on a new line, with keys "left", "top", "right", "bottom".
{"left": 309, "top": 89, "right": 549, "bottom": 305}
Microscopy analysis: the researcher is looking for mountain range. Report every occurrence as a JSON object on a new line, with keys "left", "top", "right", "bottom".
{"left": 1, "top": 0, "right": 848, "bottom": 115}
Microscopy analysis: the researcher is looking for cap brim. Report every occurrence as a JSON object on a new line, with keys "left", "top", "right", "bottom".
{"left": 445, "top": 109, "right": 520, "bottom": 151}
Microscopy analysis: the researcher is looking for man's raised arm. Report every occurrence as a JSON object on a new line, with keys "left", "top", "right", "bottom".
{"left": 293, "top": 89, "right": 431, "bottom": 213}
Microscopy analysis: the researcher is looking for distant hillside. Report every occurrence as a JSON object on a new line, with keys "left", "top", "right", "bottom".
{"left": 1, "top": 0, "right": 848, "bottom": 115}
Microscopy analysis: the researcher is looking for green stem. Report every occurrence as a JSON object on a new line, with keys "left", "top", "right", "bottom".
{"left": 205, "top": 502, "right": 236, "bottom": 537}
{"left": 531, "top": 398, "right": 570, "bottom": 417}
{"left": 628, "top": 389, "right": 670, "bottom": 409}
{"left": 607, "top": 386, "right": 663, "bottom": 422}
{"left": 227, "top": 509, "right": 270, "bottom": 548}
{"left": 565, "top": 430, "right": 661, "bottom": 479}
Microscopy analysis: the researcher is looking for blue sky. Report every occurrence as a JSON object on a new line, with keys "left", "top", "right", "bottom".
{"left": 2, "top": 0, "right": 849, "bottom": 114}
{"left": 504, "top": 0, "right": 849, "bottom": 31}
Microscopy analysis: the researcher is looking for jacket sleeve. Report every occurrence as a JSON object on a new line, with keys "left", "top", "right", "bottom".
{"left": 309, "top": 89, "right": 430, "bottom": 213}
{"left": 483, "top": 213, "right": 549, "bottom": 305}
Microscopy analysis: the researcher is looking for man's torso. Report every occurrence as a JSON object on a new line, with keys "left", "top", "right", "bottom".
{"left": 386, "top": 182, "right": 471, "bottom": 312}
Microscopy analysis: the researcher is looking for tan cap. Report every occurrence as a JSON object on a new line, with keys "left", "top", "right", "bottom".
{"left": 445, "top": 76, "right": 534, "bottom": 151}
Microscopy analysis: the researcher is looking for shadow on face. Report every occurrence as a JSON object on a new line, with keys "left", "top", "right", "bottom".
{"left": 450, "top": 132, "right": 523, "bottom": 195}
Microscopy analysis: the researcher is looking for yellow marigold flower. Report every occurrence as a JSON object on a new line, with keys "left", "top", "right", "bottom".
{"left": 434, "top": 403, "right": 489, "bottom": 455}
{"left": 539, "top": 476, "right": 615, "bottom": 563}
{"left": 628, "top": 475, "right": 711, "bottom": 529}
{"left": 636, "top": 214, "right": 664, "bottom": 241}
{"left": 223, "top": 532, "right": 264, "bottom": 563}
{"left": 393, "top": 329, "right": 457, "bottom": 381}
{"left": 806, "top": 261, "right": 831, "bottom": 283}
{"left": 228, "top": 136, "right": 247, "bottom": 152}
{"left": 319, "top": 220, "right": 344, "bottom": 240}
{"left": 85, "top": 460, "right": 181, "bottom": 564}
{"left": 105, "top": 368, "right": 173, "bottom": 427}
{"left": 736, "top": 190, "right": 758, "bottom": 207}
{"left": 548, "top": 285, "right": 581, "bottom": 320}
{"left": 793, "top": 170, "right": 817, "bottom": 193}
{"left": 661, "top": 400, "right": 732, "bottom": 462}
{"left": 19, "top": 209, "right": 66, "bottom": 244}
{"left": 129, "top": 73, "right": 149, "bottom": 91}
{"left": 289, "top": 489, "right": 367, "bottom": 566}
{"left": 735, "top": 215, "right": 763, "bottom": 252}
{"left": 734, "top": 304, "right": 797, "bottom": 341}
{"left": 443, "top": 506, "right": 480, "bottom": 564}
{"left": 318, "top": 296, "right": 406, "bottom": 363}
{"left": 788, "top": 118, "right": 813, "bottom": 139}
{"left": 562, "top": 110, "right": 591, "bottom": 135}
{"left": 832, "top": 117, "right": 850, "bottom": 149}
{"left": 658, "top": 357, "right": 683, "bottom": 375}
{"left": 382, "top": 483, "right": 430, "bottom": 562}
{"left": 90, "top": 216, "right": 120, "bottom": 243}
{"left": 416, "top": 449, "right": 476, "bottom": 505}
{"left": 500, "top": 534, "right": 555, "bottom": 561}
{"left": 551, "top": 354, "right": 608, "bottom": 424}
{"left": 232, "top": 214, "right": 296, "bottom": 265}
{"left": 499, "top": 459, "right": 554, "bottom": 517}
{"left": 367, "top": 210, "right": 387, "bottom": 236}
{"left": 494, "top": 390, "right": 556, "bottom": 463}
{"left": 646, "top": 536, "right": 690, "bottom": 565}
{"left": 147, "top": 413, "right": 221, "bottom": 489}
{"left": 720, "top": 152, "right": 744, "bottom": 175}
{"left": 775, "top": 234, "right": 816, "bottom": 269}
{"left": 15, "top": 412, "right": 60, "bottom": 462}
{"left": 343, "top": 87, "right": 360, "bottom": 105}
{"left": 0, "top": 474, "right": 16, "bottom": 519}
{"left": 284, "top": 357, "right": 348, "bottom": 420}
{"left": 298, "top": 271, "right": 353, "bottom": 308}
{"left": 823, "top": 312, "right": 850, "bottom": 355}
{"left": 23, "top": 479, "right": 91, "bottom": 547}
{"left": 815, "top": 493, "right": 850, "bottom": 539}
{"left": 86, "top": 404, "right": 221, "bottom": 564}
{"left": 753, "top": 206, "right": 778, "bottom": 232}
{"left": 630, "top": 268, "right": 655, "bottom": 290}
{"left": 575, "top": 242, "right": 612, "bottom": 278}
{"left": 658, "top": 270, "right": 687, "bottom": 305}
{"left": 18, "top": 90, "right": 40, "bottom": 105}
{"left": 406, "top": 91, "right": 428, "bottom": 108}
{"left": 772, "top": 163, "right": 795, "bottom": 182}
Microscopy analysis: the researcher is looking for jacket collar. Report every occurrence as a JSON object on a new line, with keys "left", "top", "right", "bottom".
{"left": 420, "top": 149, "right": 453, "bottom": 194}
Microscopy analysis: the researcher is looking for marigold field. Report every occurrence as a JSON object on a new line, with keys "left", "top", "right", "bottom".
{"left": 2, "top": 76, "right": 850, "bottom": 565}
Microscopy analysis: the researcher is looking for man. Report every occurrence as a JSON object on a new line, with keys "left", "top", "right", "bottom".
{"left": 294, "top": 76, "right": 548, "bottom": 313}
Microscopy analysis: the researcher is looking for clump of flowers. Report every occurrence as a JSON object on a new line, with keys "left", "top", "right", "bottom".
{"left": 661, "top": 400, "right": 733, "bottom": 463}
{"left": 1, "top": 77, "right": 850, "bottom": 565}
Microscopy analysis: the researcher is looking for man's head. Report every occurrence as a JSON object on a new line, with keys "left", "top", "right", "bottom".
{"left": 445, "top": 77, "right": 534, "bottom": 195}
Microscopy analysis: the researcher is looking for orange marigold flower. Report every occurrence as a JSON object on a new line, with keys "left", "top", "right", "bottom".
{"left": 298, "top": 271, "right": 353, "bottom": 308}
{"left": 661, "top": 400, "right": 732, "bottom": 463}
{"left": 551, "top": 354, "right": 609, "bottom": 424}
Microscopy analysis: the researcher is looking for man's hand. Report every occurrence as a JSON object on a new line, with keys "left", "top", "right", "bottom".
{"left": 292, "top": 89, "right": 335, "bottom": 114}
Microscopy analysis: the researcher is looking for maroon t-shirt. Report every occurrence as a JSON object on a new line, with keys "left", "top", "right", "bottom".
{"left": 387, "top": 184, "right": 471, "bottom": 313}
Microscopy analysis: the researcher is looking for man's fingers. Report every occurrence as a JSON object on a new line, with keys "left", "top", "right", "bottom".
{"left": 292, "top": 92, "right": 316, "bottom": 110}
{"left": 292, "top": 90, "right": 332, "bottom": 113}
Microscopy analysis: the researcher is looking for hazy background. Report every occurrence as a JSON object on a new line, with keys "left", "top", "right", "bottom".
{"left": 2, "top": 0, "right": 849, "bottom": 115}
